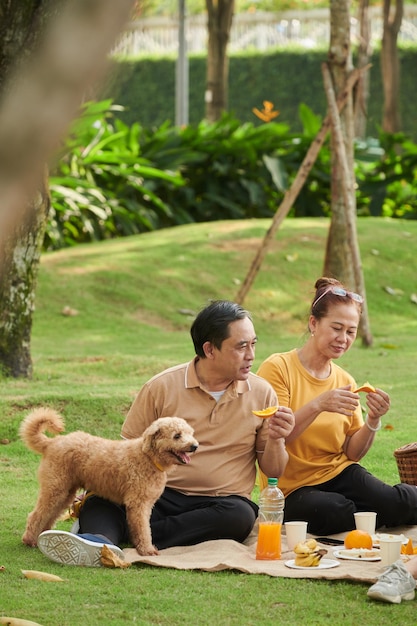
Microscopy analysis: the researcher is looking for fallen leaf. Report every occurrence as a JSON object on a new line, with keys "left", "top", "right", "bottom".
{"left": 61, "top": 306, "right": 78, "bottom": 316}
{"left": 0, "top": 618, "right": 45, "bottom": 626}
{"left": 177, "top": 308, "right": 196, "bottom": 316}
{"left": 100, "top": 544, "right": 130, "bottom": 569}
{"left": 21, "top": 570, "right": 64, "bottom": 582}
{"left": 383, "top": 424, "right": 394, "bottom": 430}
{"left": 384, "top": 286, "right": 404, "bottom": 296}
{"left": 285, "top": 254, "right": 298, "bottom": 262}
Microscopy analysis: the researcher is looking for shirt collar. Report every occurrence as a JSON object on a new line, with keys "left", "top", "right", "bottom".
{"left": 185, "top": 357, "right": 251, "bottom": 395}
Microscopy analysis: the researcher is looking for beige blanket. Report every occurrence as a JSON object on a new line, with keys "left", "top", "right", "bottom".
{"left": 124, "top": 524, "right": 417, "bottom": 583}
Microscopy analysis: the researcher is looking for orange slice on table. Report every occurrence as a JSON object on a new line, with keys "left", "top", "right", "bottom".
{"left": 252, "top": 406, "right": 278, "bottom": 418}
{"left": 353, "top": 381, "right": 376, "bottom": 393}
{"left": 401, "top": 538, "right": 417, "bottom": 555}
{"left": 402, "top": 538, "right": 415, "bottom": 555}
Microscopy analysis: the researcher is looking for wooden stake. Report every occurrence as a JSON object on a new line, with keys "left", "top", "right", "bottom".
{"left": 321, "top": 61, "right": 372, "bottom": 346}
{"left": 235, "top": 65, "right": 369, "bottom": 306}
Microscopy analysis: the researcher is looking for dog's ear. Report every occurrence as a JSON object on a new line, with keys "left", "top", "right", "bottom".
{"left": 141, "top": 422, "right": 160, "bottom": 454}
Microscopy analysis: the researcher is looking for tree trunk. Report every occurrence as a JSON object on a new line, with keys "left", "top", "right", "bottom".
{"left": 0, "top": 1, "right": 51, "bottom": 376}
{"left": 0, "top": 173, "right": 50, "bottom": 377}
{"left": 0, "top": 0, "right": 135, "bottom": 377}
{"left": 205, "top": 0, "right": 234, "bottom": 122}
{"left": 324, "top": 0, "right": 355, "bottom": 283}
{"left": 381, "top": 0, "right": 403, "bottom": 133}
{"left": 324, "top": 0, "right": 372, "bottom": 345}
{"left": 354, "top": 0, "right": 371, "bottom": 138}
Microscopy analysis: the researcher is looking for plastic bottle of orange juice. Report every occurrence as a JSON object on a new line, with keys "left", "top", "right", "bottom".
{"left": 256, "top": 477, "right": 284, "bottom": 560}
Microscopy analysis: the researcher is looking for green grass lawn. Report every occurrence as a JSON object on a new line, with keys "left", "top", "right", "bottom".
{"left": 2, "top": 217, "right": 417, "bottom": 625}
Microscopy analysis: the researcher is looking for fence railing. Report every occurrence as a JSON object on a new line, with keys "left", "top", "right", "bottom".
{"left": 113, "top": 6, "right": 417, "bottom": 57}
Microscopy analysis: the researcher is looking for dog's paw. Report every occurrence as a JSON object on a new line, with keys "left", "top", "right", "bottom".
{"left": 22, "top": 534, "right": 37, "bottom": 547}
{"left": 137, "top": 545, "right": 159, "bottom": 556}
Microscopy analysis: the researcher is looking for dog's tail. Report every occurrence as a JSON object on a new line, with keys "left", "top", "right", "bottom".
{"left": 19, "top": 407, "right": 65, "bottom": 454}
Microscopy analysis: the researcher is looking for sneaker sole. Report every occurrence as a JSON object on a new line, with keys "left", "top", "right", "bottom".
{"left": 37, "top": 531, "right": 125, "bottom": 567}
{"left": 367, "top": 589, "right": 415, "bottom": 604}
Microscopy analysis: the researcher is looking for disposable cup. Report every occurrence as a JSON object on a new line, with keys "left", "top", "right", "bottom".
{"left": 354, "top": 511, "right": 377, "bottom": 535}
{"left": 379, "top": 536, "right": 403, "bottom": 567}
{"left": 285, "top": 521, "right": 308, "bottom": 551}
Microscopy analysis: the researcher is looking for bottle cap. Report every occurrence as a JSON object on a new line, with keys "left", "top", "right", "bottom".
{"left": 267, "top": 477, "right": 278, "bottom": 485}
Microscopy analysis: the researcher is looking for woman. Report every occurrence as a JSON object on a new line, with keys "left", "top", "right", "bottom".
{"left": 257, "top": 276, "right": 417, "bottom": 535}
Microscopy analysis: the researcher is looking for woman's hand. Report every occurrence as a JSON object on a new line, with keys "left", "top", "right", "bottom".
{"left": 316, "top": 385, "right": 360, "bottom": 417}
{"left": 343, "top": 388, "right": 390, "bottom": 460}
{"left": 268, "top": 406, "right": 295, "bottom": 440}
{"left": 366, "top": 388, "right": 390, "bottom": 421}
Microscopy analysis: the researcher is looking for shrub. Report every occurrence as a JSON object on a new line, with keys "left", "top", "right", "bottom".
{"left": 47, "top": 100, "right": 417, "bottom": 250}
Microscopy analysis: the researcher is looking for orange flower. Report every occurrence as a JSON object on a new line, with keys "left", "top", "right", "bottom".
{"left": 252, "top": 101, "right": 280, "bottom": 123}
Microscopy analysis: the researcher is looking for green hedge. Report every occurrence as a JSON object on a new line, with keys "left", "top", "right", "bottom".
{"left": 101, "top": 46, "right": 417, "bottom": 139}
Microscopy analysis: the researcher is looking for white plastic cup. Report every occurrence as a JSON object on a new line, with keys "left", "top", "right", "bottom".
{"left": 354, "top": 511, "right": 377, "bottom": 535}
{"left": 285, "top": 521, "right": 308, "bottom": 550}
{"left": 379, "top": 536, "right": 403, "bottom": 567}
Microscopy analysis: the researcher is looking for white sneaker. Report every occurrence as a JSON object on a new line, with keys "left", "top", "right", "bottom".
{"left": 37, "top": 530, "right": 125, "bottom": 567}
{"left": 367, "top": 559, "right": 416, "bottom": 604}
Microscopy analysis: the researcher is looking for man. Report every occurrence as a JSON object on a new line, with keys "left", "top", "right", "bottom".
{"left": 37, "top": 300, "right": 294, "bottom": 566}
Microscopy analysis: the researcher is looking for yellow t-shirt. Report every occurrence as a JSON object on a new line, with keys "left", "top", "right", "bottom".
{"left": 121, "top": 357, "right": 278, "bottom": 500}
{"left": 257, "top": 349, "right": 364, "bottom": 496}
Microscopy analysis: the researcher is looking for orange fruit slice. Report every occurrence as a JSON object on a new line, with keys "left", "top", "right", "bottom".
{"left": 344, "top": 529, "right": 373, "bottom": 550}
{"left": 353, "top": 381, "right": 376, "bottom": 393}
{"left": 252, "top": 406, "right": 278, "bottom": 418}
{"left": 402, "top": 538, "right": 414, "bottom": 555}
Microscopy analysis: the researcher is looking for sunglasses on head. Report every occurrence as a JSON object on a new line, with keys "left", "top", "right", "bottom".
{"left": 312, "top": 286, "right": 364, "bottom": 309}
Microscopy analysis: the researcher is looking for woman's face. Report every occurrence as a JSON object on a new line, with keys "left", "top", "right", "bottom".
{"left": 309, "top": 302, "right": 360, "bottom": 360}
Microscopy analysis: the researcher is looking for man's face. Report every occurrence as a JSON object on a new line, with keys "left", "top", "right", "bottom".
{"left": 212, "top": 317, "right": 257, "bottom": 382}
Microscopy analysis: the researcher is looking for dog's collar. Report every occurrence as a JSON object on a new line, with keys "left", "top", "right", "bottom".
{"left": 152, "top": 460, "right": 165, "bottom": 472}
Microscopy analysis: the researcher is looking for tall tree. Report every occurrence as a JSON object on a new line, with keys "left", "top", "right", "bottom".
{"left": 381, "top": 0, "right": 403, "bottom": 132}
{"left": 0, "top": 1, "right": 55, "bottom": 377}
{"left": 205, "top": 0, "right": 234, "bottom": 121}
{"left": 354, "top": 0, "right": 371, "bottom": 138}
{"left": 323, "top": 0, "right": 372, "bottom": 345}
{"left": 0, "top": 0, "right": 134, "bottom": 377}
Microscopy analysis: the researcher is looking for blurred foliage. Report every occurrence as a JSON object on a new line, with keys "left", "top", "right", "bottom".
{"left": 135, "top": 0, "right": 417, "bottom": 18}
{"left": 102, "top": 46, "right": 417, "bottom": 141}
{"left": 48, "top": 100, "right": 185, "bottom": 249}
{"left": 356, "top": 132, "right": 417, "bottom": 218}
{"left": 47, "top": 100, "right": 417, "bottom": 250}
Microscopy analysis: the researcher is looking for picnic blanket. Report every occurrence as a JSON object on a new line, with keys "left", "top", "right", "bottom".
{"left": 123, "top": 524, "right": 417, "bottom": 583}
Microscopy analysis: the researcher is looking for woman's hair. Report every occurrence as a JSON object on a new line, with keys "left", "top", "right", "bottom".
{"left": 310, "top": 277, "right": 363, "bottom": 319}
{"left": 190, "top": 300, "right": 251, "bottom": 357}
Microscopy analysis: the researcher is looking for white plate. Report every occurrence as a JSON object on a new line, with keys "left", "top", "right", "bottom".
{"left": 284, "top": 558, "right": 340, "bottom": 570}
{"left": 333, "top": 549, "right": 380, "bottom": 562}
{"left": 372, "top": 533, "right": 408, "bottom": 547}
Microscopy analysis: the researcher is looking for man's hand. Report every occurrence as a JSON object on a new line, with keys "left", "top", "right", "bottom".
{"left": 268, "top": 407, "right": 295, "bottom": 440}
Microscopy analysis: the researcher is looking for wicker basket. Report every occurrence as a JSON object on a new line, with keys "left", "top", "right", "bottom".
{"left": 394, "top": 442, "right": 417, "bottom": 485}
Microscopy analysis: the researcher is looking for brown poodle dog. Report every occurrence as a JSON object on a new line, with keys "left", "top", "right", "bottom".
{"left": 20, "top": 407, "right": 198, "bottom": 556}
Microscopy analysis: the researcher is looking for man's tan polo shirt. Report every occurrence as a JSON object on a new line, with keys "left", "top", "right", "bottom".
{"left": 121, "top": 358, "right": 277, "bottom": 500}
